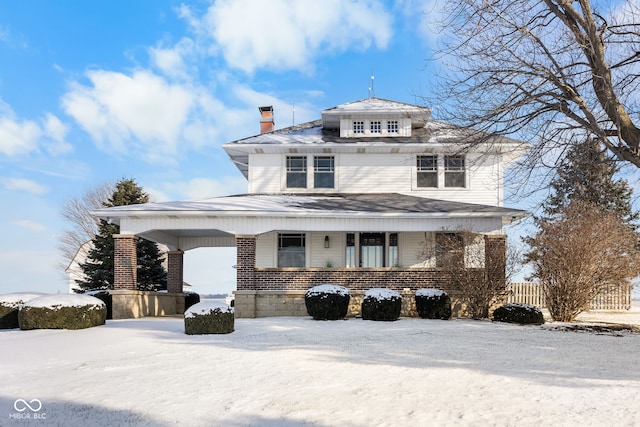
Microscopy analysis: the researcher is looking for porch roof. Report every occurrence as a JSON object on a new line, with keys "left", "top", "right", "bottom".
{"left": 92, "top": 193, "right": 526, "bottom": 250}
{"left": 94, "top": 193, "right": 525, "bottom": 220}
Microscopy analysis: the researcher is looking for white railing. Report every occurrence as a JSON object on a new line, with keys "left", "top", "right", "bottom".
{"left": 507, "top": 282, "right": 632, "bottom": 311}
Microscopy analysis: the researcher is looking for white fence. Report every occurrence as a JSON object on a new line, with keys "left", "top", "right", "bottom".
{"left": 507, "top": 282, "right": 632, "bottom": 311}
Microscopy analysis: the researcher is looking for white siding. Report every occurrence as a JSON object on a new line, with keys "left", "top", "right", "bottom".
{"left": 401, "top": 232, "right": 436, "bottom": 268}
{"left": 255, "top": 232, "right": 275, "bottom": 268}
{"left": 246, "top": 151, "right": 503, "bottom": 206}
{"left": 248, "top": 154, "right": 281, "bottom": 194}
{"left": 309, "top": 232, "right": 344, "bottom": 267}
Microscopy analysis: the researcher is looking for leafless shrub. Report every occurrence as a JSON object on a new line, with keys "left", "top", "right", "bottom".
{"left": 525, "top": 201, "right": 640, "bottom": 322}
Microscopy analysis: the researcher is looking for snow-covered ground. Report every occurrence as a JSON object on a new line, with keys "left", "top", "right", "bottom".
{"left": 2, "top": 308, "right": 640, "bottom": 427}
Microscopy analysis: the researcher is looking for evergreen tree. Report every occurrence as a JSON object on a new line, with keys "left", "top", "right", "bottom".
{"left": 524, "top": 139, "right": 640, "bottom": 321}
{"left": 543, "top": 138, "right": 639, "bottom": 225}
{"left": 78, "top": 178, "right": 167, "bottom": 291}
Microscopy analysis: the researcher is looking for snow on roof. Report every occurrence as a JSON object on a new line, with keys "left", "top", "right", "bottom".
{"left": 93, "top": 193, "right": 526, "bottom": 220}
{"left": 323, "top": 97, "right": 431, "bottom": 113}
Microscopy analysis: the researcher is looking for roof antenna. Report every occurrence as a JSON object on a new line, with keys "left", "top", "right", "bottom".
{"left": 292, "top": 103, "right": 295, "bottom": 127}
{"left": 368, "top": 74, "right": 375, "bottom": 99}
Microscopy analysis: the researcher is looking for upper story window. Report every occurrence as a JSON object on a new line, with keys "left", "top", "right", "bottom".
{"left": 286, "top": 156, "right": 307, "bottom": 188}
{"left": 445, "top": 156, "right": 466, "bottom": 188}
{"left": 387, "top": 120, "right": 398, "bottom": 133}
{"left": 370, "top": 121, "right": 381, "bottom": 134}
{"left": 417, "top": 155, "right": 438, "bottom": 188}
{"left": 314, "top": 156, "right": 335, "bottom": 188}
{"left": 353, "top": 121, "right": 364, "bottom": 134}
{"left": 278, "top": 233, "right": 305, "bottom": 267}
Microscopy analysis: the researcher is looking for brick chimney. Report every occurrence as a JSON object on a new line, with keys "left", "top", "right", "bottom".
{"left": 259, "top": 106, "right": 274, "bottom": 134}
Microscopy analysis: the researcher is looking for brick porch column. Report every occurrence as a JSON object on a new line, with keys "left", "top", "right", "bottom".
{"left": 236, "top": 235, "right": 256, "bottom": 290}
{"left": 113, "top": 234, "right": 137, "bottom": 290}
{"left": 484, "top": 235, "right": 506, "bottom": 287}
{"left": 167, "top": 250, "right": 184, "bottom": 293}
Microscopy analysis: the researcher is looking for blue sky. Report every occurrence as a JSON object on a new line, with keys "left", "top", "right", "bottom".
{"left": 0, "top": 0, "right": 498, "bottom": 295}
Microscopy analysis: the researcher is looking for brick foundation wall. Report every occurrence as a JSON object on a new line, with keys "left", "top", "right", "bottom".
{"left": 249, "top": 268, "right": 462, "bottom": 293}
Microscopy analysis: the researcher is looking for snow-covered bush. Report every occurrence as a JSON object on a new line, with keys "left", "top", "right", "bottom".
{"left": 492, "top": 303, "right": 545, "bottom": 325}
{"left": 85, "top": 290, "right": 112, "bottom": 319}
{"left": 184, "top": 291, "right": 200, "bottom": 311}
{"left": 0, "top": 293, "right": 45, "bottom": 329}
{"left": 305, "top": 284, "right": 350, "bottom": 320}
{"left": 184, "top": 301, "right": 234, "bottom": 335}
{"left": 19, "top": 294, "right": 106, "bottom": 330}
{"left": 415, "top": 288, "right": 452, "bottom": 320}
{"left": 361, "top": 288, "right": 402, "bottom": 321}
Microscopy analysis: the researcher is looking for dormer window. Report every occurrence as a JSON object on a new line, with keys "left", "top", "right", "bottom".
{"left": 387, "top": 120, "right": 398, "bottom": 133}
{"left": 370, "top": 121, "right": 381, "bottom": 134}
{"left": 286, "top": 156, "right": 307, "bottom": 188}
{"left": 353, "top": 121, "right": 364, "bottom": 134}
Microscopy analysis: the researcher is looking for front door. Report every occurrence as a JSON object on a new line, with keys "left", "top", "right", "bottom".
{"left": 360, "top": 233, "right": 385, "bottom": 267}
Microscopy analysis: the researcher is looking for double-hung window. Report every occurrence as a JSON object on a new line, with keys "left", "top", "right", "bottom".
{"left": 444, "top": 155, "right": 465, "bottom": 188}
{"left": 286, "top": 156, "right": 307, "bottom": 188}
{"left": 314, "top": 156, "right": 334, "bottom": 188}
{"left": 278, "top": 233, "right": 305, "bottom": 267}
{"left": 370, "top": 121, "right": 381, "bottom": 134}
{"left": 353, "top": 121, "right": 364, "bottom": 134}
{"left": 417, "top": 155, "right": 438, "bottom": 188}
{"left": 387, "top": 120, "right": 398, "bottom": 134}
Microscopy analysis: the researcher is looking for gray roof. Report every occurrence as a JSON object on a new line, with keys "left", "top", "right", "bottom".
{"left": 94, "top": 193, "right": 526, "bottom": 220}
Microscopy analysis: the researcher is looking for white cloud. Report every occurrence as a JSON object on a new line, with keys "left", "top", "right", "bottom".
{"left": 151, "top": 176, "right": 248, "bottom": 201}
{"left": 12, "top": 219, "right": 46, "bottom": 232}
{"left": 1, "top": 177, "right": 47, "bottom": 195}
{"left": 149, "top": 38, "right": 196, "bottom": 80}
{"left": 192, "top": 0, "right": 393, "bottom": 73}
{"left": 0, "top": 114, "right": 41, "bottom": 156}
{"left": 62, "top": 69, "right": 195, "bottom": 162}
{"left": 42, "top": 113, "right": 73, "bottom": 155}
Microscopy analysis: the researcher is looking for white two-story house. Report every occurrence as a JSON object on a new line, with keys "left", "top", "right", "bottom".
{"left": 95, "top": 98, "right": 527, "bottom": 318}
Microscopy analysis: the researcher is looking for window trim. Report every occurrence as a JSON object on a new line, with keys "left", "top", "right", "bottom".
{"left": 313, "top": 155, "right": 335, "bottom": 189}
{"left": 416, "top": 155, "right": 438, "bottom": 188}
{"left": 444, "top": 155, "right": 466, "bottom": 188}
{"left": 285, "top": 156, "right": 307, "bottom": 189}
{"left": 277, "top": 233, "right": 306, "bottom": 268}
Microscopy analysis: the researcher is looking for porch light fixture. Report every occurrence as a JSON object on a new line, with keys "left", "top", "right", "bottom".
{"left": 324, "top": 236, "right": 330, "bottom": 248}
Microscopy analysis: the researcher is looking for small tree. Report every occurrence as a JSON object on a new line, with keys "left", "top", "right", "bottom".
{"left": 58, "top": 181, "right": 115, "bottom": 271}
{"left": 525, "top": 201, "right": 640, "bottom": 322}
{"left": 78, "top": 178, "right": 167, "bottom": 292}
{"left": 421, "top": 231, "right": 518, "bottom": 319}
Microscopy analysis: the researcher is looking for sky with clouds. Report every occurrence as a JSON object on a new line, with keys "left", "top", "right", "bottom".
{"left": 0, "top": 0, "right": 498, "bottom": 295}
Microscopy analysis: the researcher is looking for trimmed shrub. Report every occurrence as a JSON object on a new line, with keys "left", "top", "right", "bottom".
{"left": 305, "top": 284, "right": 350, "bottom": 320}
{"left": 0, "top": 293, "right": 45, "bottom": 329}
{"left": 86, "top": 290, "right": 112, "bottom": 320}
{"left": 184, "top": 291, "right": 200, "bottom": 311}
{"left": 361, "top": 288, "right": 402, "bottom": 321}
{"left": 492, "top": 303, "right": 545, "bottom": 325}
{"left": 19, "top": 295, "right": 106, "bottom": 330}
{"left": 185, "top": 301, "right": 234, "bottom": 335}
{"left": 415, "top": 288, "right": 452, "bottom": 320}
